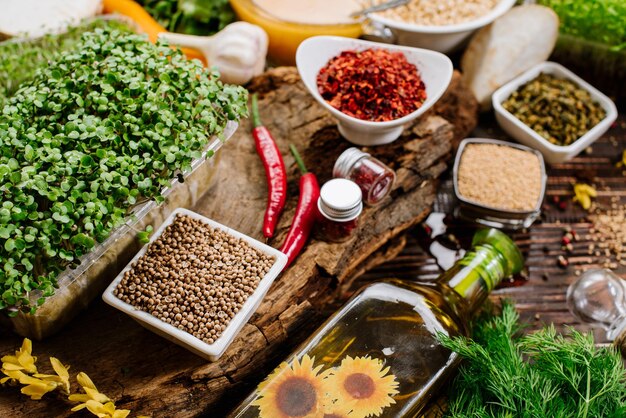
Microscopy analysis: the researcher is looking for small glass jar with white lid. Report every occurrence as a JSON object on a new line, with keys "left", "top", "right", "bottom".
{"left": 317, "top": 178, "right": 363, "bottom": 243}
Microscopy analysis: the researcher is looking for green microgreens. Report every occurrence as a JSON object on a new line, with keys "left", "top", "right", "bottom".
{"left": 539, "top": 0, "right": 626, "bottom": 50}
{"left": 0, "top": 19, "right": 134, "bottom": 107}
{"left": 0, "top": 27, "right": 248, "bottom": 314}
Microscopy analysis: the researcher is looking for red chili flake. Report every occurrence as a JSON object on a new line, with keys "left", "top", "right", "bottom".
{"left": 317, "top": 48, "right": 427, "bottom": 122}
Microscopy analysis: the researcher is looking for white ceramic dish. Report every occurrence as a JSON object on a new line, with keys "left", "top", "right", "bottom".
{"left": 367, "top": 0, "right": 516, "bottom": 53}
{"left": 103, "top": 208, "right": 287, "bottom": 361}
{"left": 493, "top": 61, "right": 618, "bottom": 165}
{"left": 296, "top": 36, "right": 452, "bottom": 146}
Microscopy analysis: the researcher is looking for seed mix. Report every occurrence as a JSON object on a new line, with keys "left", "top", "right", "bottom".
{"left": 114, "top": 214, "right": 275, "bottom": 344}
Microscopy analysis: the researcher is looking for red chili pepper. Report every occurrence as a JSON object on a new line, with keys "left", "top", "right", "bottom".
{"left": 279, "top": 145, "right": 320, "bottom": 268}
{"left": 251, "top": 93, "right": 287, "bottom": 238}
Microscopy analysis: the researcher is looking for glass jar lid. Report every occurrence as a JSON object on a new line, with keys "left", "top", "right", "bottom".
{"left": 333, "top": 147, "right": 369, "bottom": 179}
{"left": 318, "top": 178, "right": 363, "bottom": 221}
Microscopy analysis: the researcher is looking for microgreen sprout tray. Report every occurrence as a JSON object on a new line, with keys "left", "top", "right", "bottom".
{"left": 103, "top": 208, "right": 287, "bottom": 362}
{"left": 5, "top": 122, "right": 237, "bottom": 340}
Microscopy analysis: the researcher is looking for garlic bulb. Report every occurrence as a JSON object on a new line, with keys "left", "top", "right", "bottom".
{"left": 159, "top": 22, "right": 269, "bottom": 85}
{"left": 209, "top": 22, "right": 268, "bottom": 85}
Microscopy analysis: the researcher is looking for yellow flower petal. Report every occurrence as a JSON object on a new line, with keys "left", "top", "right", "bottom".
{"left": 86, "top": 399, "right": 109, "bottom": 417}
{"left": 17, "top": 350, "right": 37, "bottom": 373}
{"left": 50, "top": 357, "right": 69, "bottom": 379}
{"left": 85, "top": 386, "right": 111, "bottom": 404}
{"left": 21, "top": 339, "right": 32, "bottom": 355}
{"left": 1, "top": 369, "right": 26, "bottom": 382}
{"left": 1, "top": 355, "right": 19, "bottom": 365}
{"left": 49, "top": 357, "right": 70, "bottom": 393}
{"left": 2, "top": 363, "right": 27, "bottom": 371}
{"left": 71, "top": 402, "right": 89, "bottom": 412}
{"left": 69, "top": 394, "right": 91, "bottom": 403}
{"left": 77, "top": 372, "right": 98, "bottom": 390}
{"left": 112, "top": 408, "right": 131, "bottom": 418}
{"left": 21, "top": 381, "right": 56, "bottom": 400}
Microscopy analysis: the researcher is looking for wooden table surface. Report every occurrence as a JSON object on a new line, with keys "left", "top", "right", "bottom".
{"left": 1, "top": 105, "right": 623, "bottom": 417}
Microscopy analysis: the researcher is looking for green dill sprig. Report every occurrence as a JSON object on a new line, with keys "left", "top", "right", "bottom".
{"left": 438, "top": 302, "right": 626, "bottom": 418}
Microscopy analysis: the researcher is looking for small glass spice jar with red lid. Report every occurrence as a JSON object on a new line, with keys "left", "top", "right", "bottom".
{"left": 333, "top": 148, "right": 396, "bottom": 206}
{"left": 317, "top": 178, "right": 363, "bottom": 243}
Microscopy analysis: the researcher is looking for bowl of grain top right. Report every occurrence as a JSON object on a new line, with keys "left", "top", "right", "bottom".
{"left": 453, "top": 138, "right": 547, "bottom": 230}
{"left": 492, "top": 61, "right": 617, "bottom": 164}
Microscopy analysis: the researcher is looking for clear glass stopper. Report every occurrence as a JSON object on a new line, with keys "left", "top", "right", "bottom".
{"left": 567, "top": 269, "right": 626, "bottom": 341}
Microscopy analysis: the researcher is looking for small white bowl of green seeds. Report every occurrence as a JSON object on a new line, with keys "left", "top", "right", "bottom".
{"left": 492, "top": 61, "right": 617, "bottom": 164}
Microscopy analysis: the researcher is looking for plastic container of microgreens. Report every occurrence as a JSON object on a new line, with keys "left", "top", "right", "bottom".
{"left": 103, "top": 208, "right": 288, "bottom": 361}
{"left": 3, "top": 122, "right": 238, "bottom": 340}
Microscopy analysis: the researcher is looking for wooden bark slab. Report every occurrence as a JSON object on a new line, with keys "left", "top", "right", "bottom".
{"left": 0, "top": 67, "right": 478, "bottom": 417}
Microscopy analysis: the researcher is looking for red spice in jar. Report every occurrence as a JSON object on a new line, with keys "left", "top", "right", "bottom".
{"left": 317, "top": 48, "right": 427, "bottom": 122}
{"left": 333, "top": 148, "right": 396, "bottom": 206}
{"left": 318, "top": 216, "right": 359, "bottom": 243}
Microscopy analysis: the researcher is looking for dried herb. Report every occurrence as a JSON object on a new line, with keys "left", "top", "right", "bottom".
{"left": 0, "top": 27, "right": 248, "bottom": 314}
{"left": 438, "top": 302, "right": 626, "bottom": 418}
{"left": 317, "top": 48, "right": 427, "bottom": 122}
{"left": 502, "top": 73, "right": 606, "bottom": 146}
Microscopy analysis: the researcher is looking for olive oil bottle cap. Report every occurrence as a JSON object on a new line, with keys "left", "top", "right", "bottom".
{"left": 472, "top": 228, "right": 524, "bottom": 277}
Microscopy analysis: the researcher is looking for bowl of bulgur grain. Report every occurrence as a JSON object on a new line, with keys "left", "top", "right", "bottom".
{"left": 366, "top": 0, "right": 515, "bottom": 53}
{"left": 453, "top": 138, "right": 547, "bottom": 230}
{"left": 102, "top": 208, "right": 287, "bottom": 361}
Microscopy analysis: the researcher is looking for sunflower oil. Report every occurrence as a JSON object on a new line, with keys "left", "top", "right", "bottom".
{"left": 231, "top": 228, "right": 523, "bottom": 418}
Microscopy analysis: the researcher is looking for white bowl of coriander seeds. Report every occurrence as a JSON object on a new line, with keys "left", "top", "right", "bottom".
{"left": 453, "top": 138, "right": 547, "bottom": 230}
{"left": 103, "top": 208, "right": 287, "bottom": 361}
{"left": 367, "top": 0, "right": 516, "bottom": 53}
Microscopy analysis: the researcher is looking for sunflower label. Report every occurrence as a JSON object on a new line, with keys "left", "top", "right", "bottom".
{"left": 252, "top": 354, "right": 398, "bottom": 418}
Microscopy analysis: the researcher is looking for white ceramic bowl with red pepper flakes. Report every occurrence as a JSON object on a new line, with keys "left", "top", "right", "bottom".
{"left": 296, "top": 36, "right": 453, "bottom": 146}
{"left": 102, "top": 208, "right": 287, "bottom": 361}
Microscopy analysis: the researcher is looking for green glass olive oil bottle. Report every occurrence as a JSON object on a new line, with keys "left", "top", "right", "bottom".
{"left": 231, "top": 228, "right": 523, "bottom": 418}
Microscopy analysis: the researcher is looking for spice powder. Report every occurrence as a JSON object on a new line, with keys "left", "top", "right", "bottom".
{"left": 457, "top": 144, "right": 542, "bottom": 212}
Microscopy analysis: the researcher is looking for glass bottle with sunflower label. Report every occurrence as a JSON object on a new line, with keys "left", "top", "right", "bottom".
{"left": 230, "top": 228, "right": 523, "bottom": 418}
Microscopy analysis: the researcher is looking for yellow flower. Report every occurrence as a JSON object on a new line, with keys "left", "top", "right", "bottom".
{"left": 573, "top": 183, "right": 597, "bottom": 210}
{"left": 324, "top": 356, "right": 399, "bottom": 418}
{"left": 1, "top": 369, "right": 57, "bottom": 400}
{"left": 84, "top": 400, "right": 131, "bottom": 418}
{"left": 1, "top": 338, "right": 38, "bottom": 379}
{"left": 33, "top": 357, "right": 71, "bottom": 394}
{"left": 70, "top": 372, "right": 112, "bottom": 409}
{"left": 253, "top": 355, "right": 328, "bottom": 418}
